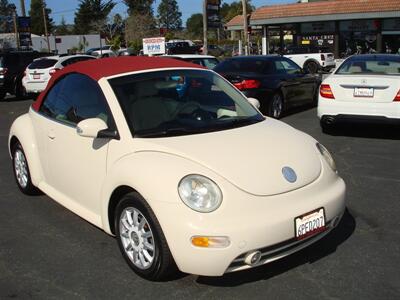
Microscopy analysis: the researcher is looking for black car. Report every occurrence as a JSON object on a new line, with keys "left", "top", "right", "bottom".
{"left": 0, "top": 50, "right": 49, "bottom": 100}
{"left": 165, "top": 42, "right": 201, "bottom": 55}
{"left": 213, "top": 56, "right": 320, "bottom": 118}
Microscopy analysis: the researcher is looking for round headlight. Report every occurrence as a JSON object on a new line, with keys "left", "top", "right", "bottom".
{"left": 178, "top": 175, "right": 222, "bottom": 213}
{"left": 316, "top": 143, "right": 337, "bottom": 172}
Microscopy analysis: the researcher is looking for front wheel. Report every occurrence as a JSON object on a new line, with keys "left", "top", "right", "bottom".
{"left": 304, "top": 61, "right": 320, "bottom": 74}
{"left": 268, "top": 92, "right": 284, "bottom": 119}
{"left": 115, "top": 192, "right": 178, "bottom": 281}
{"left": 12, "top": 141, "right": 40, "bottom": 195}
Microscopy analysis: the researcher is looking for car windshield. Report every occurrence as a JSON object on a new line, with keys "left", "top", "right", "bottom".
{"left": 336, "top": 56, "right": 400, "bottom": 75}
{"left": 109, "top": 69, "right": 264, "bottom": 138}
{"left": 188, "top": 58, "right": 219, "bottom": 69}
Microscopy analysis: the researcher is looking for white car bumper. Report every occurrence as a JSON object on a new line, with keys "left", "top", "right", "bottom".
{"left": 151, "top": 161, "right": 346, "bottom": 276}
{"left": 318, "top": 97, "right": 400, "bottom": 120}
{"left": 22, "top": 80, "right": 48, "bottom": 94}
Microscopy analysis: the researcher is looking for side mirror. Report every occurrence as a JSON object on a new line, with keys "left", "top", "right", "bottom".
{"left": 247, "top": 97, "right": 261, "bottom": 109}
{"left": 76, "top": 118, "right": 109, "bottom": 138}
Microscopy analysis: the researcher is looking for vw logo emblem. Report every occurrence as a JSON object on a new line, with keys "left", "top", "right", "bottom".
{"left": 282, "top": 167, "right": 297, "bottom": 183}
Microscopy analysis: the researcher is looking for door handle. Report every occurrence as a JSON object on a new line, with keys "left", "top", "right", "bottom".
{"left": 48, "top": 130, "right": 56, "bottom": 140}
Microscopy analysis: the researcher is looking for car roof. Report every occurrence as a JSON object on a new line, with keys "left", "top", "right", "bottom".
{"left": 227, "top": 55, "right": 280, "bottom": 61}
{"left": 31, "top": 56, "right": 204, "bottom": 112}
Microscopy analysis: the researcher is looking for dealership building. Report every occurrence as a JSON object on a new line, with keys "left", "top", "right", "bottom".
{"left": 226, "top": 0, "right": 400, "bottom": 57}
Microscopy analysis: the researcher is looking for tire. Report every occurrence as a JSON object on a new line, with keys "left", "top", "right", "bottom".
{"left": 12, "top": 141, "right": 40, "bottom": 195}
{"left": 268, "top": 92, "right": 284, "bottom": 119}
{"left": 320, "top": 118, "right": 335, "bottom": 134}
{"left": 304, "top": 61, "right": 320, "bottom": 74}
{"left": 0, "top": 90, "right": 6, "bottom": 101}
{"left": 15, "top": 79, "right": 27, "bottom": 99}
{"left": 115, "top": 192, "right": 178, "bottom": 281}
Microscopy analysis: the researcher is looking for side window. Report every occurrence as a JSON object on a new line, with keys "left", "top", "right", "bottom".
{"left": 39, "top": 73, "right": 111, "bottom": 127}
{"left": 277, "top": 59, "right": 301, "bottom": 74}
{"left": 274, "top": 60, "right": 287, "bottom": 74}
{"left": 61, "top": 58, "right": 75, "bottom": 67}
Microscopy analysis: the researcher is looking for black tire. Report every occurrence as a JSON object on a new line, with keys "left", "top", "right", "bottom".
{"left": 15, "top": 79, "right": 27, "bottom": 99}
{"left": 115, "top": 192, "right": 178, "bottom": 281}
{"left": 320, "top": 118, "right": 334, "bottom": 134}
{"left": 267, "top": 92, "right": 284, "bottom": 119}
{"left": 12, "top": 141, "right": 40, "bottom": 195}
{"left": 0, "top": 90, "right": 6, "bottom": 100}
{"left": 304, "top": 61, "right": 320, "bottom": 74}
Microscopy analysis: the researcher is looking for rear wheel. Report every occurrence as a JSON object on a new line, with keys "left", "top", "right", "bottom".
{"left": 115, "top": 192, "right": 178, "bottom": 281}
{"left": 304, "top": 61, "right": 320, "bottom": 74}
{"left": 12, "top": 141, "right": 39, "bottom": 195}
{"left": 320, "top": 117, "right": 335, "bottom": 133}
{"left": 15, "top": 79, "right": 27, "bottom": 99}
{"left": 268, "top": 92, "right": 284, "bottom": 119}
{"left": 0, "top": 90, "right": 6, "bottom": 101}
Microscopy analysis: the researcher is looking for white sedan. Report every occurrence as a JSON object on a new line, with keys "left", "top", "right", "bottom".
{"left": 318, "top": 54, "right": 400, "bottom": 131}
{"left": 9, "top": 57, "right": 345, "bottom": 280}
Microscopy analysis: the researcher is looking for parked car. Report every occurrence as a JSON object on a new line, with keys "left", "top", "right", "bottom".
{"left": 318, "top": 54, "right": 400, "bottom": 131}
{"left": 85, "top": 45, "right": 111, "bottom": 56}
{"left": 0, "top": 50, "right": 49, "bottom": 100}
{"left": 165, "top": 41, "right": 201, "bottom": 55}
{"left": 9, "top": 56, "right": 345, "bottom": 280}
{"left": 214, "top": 55, "right": 320, "bottom": 118}
{"left": 22, "top": 54, "right": 96, "bottom": 95}
{"left": 206, "top": 44, "right": 226, "bottom": 57}
{"left": 284, "top": 46, "right": 336, "bottom": 74}
{"left": 162, "top": 54, "right": 219, "bottom": 69}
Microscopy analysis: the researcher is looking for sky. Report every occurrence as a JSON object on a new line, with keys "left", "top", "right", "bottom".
{"left": 9, "top": 0, "right": 295, "bottom": 25}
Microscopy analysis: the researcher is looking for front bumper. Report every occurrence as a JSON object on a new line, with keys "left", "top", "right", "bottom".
{"left": 151, "top": 160, "right": 346, "bottom": 276}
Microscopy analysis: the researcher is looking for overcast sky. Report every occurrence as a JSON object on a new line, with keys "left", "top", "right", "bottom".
{"left": 10, "top": 0, "right": 294, "bottom": 25}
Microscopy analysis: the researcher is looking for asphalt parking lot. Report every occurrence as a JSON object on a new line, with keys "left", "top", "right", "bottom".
{"left": 1, "top": 97, "right": 399, "bottom": 299}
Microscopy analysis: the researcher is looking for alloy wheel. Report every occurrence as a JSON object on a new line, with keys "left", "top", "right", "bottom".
{"left": 14, "top": 149, "right": 28, "bottom": 188}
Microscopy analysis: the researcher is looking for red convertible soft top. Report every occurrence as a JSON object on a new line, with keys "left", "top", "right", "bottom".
{"left": 32, "top": 56, "right": 204, "bottom": 112}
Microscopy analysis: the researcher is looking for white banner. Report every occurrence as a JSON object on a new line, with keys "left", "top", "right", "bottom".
{"left": 143, "top": 37, "right": 166, "bottom": 55}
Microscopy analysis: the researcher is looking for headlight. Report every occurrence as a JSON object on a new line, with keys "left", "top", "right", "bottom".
{"left": 178, "top": 175, "right": 222, "bottom": 213}
{"left": 316, "top": 143, "right": 337, "bottom": 172}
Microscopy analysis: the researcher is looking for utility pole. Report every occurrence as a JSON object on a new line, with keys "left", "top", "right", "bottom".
{"left": 11, "top": 5, "right": 20, "bottom": 49}
{"left": 20, "top": 0, "right": 26, "bottom": 16}
{"left": 242, "top": 0, "right": 248, "bottom": 55}
{"left": 42, "top": 1, "right": 50, "bottom": 52}
{"left": 202, "top": 0, "right": 208, "bottom": 55}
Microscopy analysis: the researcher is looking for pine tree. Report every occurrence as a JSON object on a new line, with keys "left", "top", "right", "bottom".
{"left": 74, "top": 0, "right": 116, "bottom": 34}
{"left": 0, "top": 0, "right": 13, "bottom": 16}
{"left": 186, "top": 13, "right": 203, "bottom": 39}
{"left": 123, "top": 0, "right": 154, "bottom": 16}
{"left": 29, "top": 0, "right": 54, "bottom": 35}
{"left": 157, "top": 0, "right": 182, "bottom": 30}
{"left": 56, "top": 16, "right": 70, "bottom": 35}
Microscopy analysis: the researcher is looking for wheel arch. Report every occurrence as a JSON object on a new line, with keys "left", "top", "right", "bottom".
{"left": 9, "top": 112, "right": 44, "bottom": 186}
{"left": 303, "top": 59, "right": 320, "bottom": 69}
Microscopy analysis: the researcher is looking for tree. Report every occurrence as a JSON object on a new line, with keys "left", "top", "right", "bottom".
{"left": 123, "top": 0, "right": 154, "bottom": 16}
{"left": 29, "top": 0, "right": 54, "bottom": 35}
{"left": 104, "top": 13, "right": 124, "bottom": 40}
{"left": 55, "top": 16, "right": 70, "bottom": 35}
{"left": 220, "top": 0, "right": 254, "bottom": 23}
{"left": 186, "top": 13, "right": 203, "bottom": 39}
{"left": 0, "top": 0, "right": 13, "bottom": 16}
{"left": 0, "top": 0, "right": 14, "bottom": 33}
{"left": 157, "top": 0, "right": 182, "bottom": 30}
{"left": 74, "top": 0, "right": 115, "bottom": 34}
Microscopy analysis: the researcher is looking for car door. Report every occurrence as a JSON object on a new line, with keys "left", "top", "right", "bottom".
{"left": 280, "top": 58, "right": 316, "bottom": 105}
{"left": 273, "top": 58, "right": 300, "bottom": 107}
{"left": 38, "top": 73, "right": 114, "bottom": 220}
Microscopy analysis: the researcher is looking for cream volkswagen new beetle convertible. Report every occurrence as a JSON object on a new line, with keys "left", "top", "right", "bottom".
{"left": 9, "top": 57, "right": 346, "bottom": 280}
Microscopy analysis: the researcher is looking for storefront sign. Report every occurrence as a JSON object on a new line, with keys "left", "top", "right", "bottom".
{"left": 383, "top": 18, "right": 400, "bottom": 31}
{"left": 143, "top": 37, "right": 165, "bottom": 55}
{"left": 340, "top": 20, "right": 379, "bottom": 32}
{"left": 301, "top": 22, "right": 335, "bottom": 34}
{"left": 18, "top": 17, "right": 32, "bottom": 48}
{"left": 206, "top": 0, "right": 221, "bottom": 28}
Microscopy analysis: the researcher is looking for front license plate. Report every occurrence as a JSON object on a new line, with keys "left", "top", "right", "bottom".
{"left": 33, "top": 74, "right": 40, "bottom": 80}
{"left": 354, "top": 87, "right": 374, "bottom": 97}
{"left": 295, "top": 208, "right": 325, "bottom": 240}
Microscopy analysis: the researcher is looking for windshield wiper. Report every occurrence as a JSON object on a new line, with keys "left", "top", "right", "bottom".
{"left": 135, "top": 127, "right": 201, "bottom": 138}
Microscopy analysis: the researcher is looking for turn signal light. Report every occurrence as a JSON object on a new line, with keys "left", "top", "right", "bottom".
{"left": 233, "top": 79, "right": 261, "bottom": 91}
{"left": 320, "top": 84, "right": 335, "bottom": 99}
{"left": 394, "top": 89, "right": 400, "bottom": 102}
{"left": 191, "top": 236, "right": 230, "bottom": 248}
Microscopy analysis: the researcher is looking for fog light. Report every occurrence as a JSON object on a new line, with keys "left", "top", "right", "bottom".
{"left": 191, "top": 236, "right": 230, "bottom": 248}
{"left": 244, "top": 250, "right": 262, "bottom": 266}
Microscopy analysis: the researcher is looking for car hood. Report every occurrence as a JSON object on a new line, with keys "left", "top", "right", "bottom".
{"left": 132, "top": 119, "right": 322, "bottom": 196}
